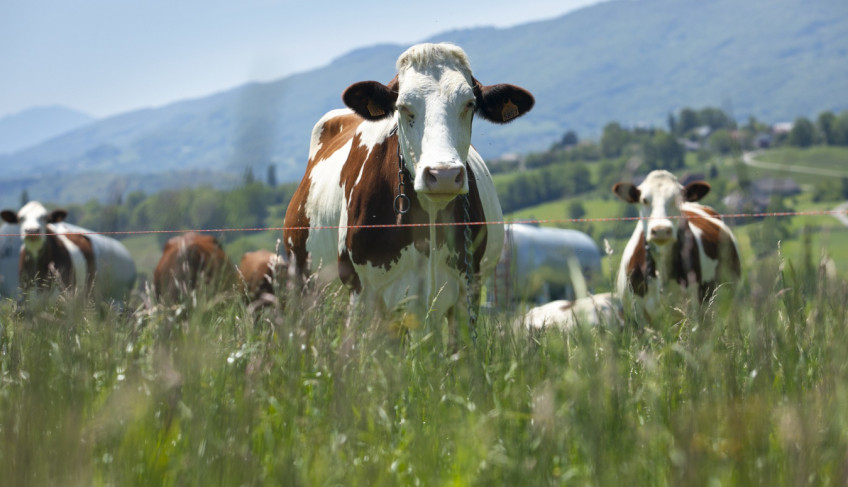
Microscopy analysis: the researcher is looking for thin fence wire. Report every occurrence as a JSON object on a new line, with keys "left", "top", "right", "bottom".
{"left": 1, "top": 209, "right": 846, "bottom": 238}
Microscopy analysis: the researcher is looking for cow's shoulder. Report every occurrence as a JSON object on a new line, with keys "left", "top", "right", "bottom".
{"left": 309, "top": 109, "right": 364, "bottom": 164}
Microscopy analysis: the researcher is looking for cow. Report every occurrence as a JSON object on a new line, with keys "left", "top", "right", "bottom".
{"left": 153, "top": 232, "right": 236, "bottom": 302}
{"left": 0, "top": 201, "right": 137, "bottom": 301}
{"left": 612, "top": 170, "right": 741, "bottom": 323}
{"left": 238, "top": 249, "right": 287, "bottom": 302}
{"left": 283, "top": 43, "right": 534, "bottom": 340}
{"left": 523, "top": 292, "right": 623, "bottom": 330}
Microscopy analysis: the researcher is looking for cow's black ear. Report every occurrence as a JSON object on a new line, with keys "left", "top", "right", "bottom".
{"left": 473, "top": 79, "right": 534, "bottom": 124}
{"left": 613, "top": 182, "right": 640, "bottom": 204}
{"left": 1, "top": 210, "right": 18, "bottom": 224}
{"left": 343, "top": 79, "right": 398, "bottom": 121}
{"left": 684, "top": 182, "right": 710, "bottom": 202}
{"left": 48, "top": 209, "right": 68, "bottom": 223}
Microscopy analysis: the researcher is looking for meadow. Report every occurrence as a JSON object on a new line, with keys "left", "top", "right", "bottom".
{"left": 2, "top": 230, "right": 847, "bottom": 486}
{"left": 2, "top": 145, "right": 848, "bottom": 485}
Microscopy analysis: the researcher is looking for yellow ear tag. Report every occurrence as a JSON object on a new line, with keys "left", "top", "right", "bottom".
{"left": 367, "top": 100, "right": 386, "bottom": 117}
{"left": 501, "top": 99, "right": 519, "bottom": 121}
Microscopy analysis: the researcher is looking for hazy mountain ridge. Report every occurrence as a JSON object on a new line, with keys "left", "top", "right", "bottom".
{"left": 0, "top": 105, "right": 95, "bottom": 155}
{"left": 1, "top": 0, "right": 845, "bottom": 208}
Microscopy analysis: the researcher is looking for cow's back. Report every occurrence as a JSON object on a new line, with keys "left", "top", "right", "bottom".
{"left": 57, "top": 223, "right": 137, "bottom": 301}
{"left": 154, "top": 233, "right": 233, "bottom": 301}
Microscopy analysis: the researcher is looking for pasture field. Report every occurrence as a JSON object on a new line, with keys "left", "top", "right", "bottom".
{"left": 1, "top": 245, "right": 847, "bottom": 486}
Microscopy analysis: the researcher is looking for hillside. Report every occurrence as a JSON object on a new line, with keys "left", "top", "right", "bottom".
{"left": 0, "top": 105, "right": 95, "bottom": 155}
{"left": 1, "top": 0, "right": 846, "bottom": 208}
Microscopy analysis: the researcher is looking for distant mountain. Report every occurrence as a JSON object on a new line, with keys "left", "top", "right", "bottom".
{"left": 0, "top": 105, "right": 95, "bottom": 155}
{"left": 1, "top": 0, "right": 846, "bottom": 208}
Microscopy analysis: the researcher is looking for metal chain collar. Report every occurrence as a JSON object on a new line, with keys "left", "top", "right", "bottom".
{"left": 391, "top": 125, "right": 410, "bottom": 215}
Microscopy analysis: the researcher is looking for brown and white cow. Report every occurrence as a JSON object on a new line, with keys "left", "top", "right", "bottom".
{"left": 0, "top": 201, "right": 137, "bottom": 301}
{"left": 238, "top": 249, "right": 287, "bottom": 302}
{"left": 153, "top": 232, "right": 235, "bottom": 302}
{"left": 284, "top": 43, "right": 533, "bottom": 336}
{"left": 613, "top": 170, "right": 741, "bottom": 322}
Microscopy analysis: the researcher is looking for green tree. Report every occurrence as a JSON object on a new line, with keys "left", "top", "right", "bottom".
{"left": 698, "top": 107, "right": 735, "bottom": 131}
{"left": 708, "top": 129, "right": 736, "bottom": 154}
{"left": 601, "top": 122, "right": 629, "bottom": 158}
{"left": 788, "top": 117, "right": 815, "bottom": 147}
{"left": 556, "top": 130, "right": 578, "bottom": 148}
{"left": 266, "top": 164, "right": 278, "bottom": 187}
{"left": 817, "top": 111, "right": 838, "bottom": 145}
{"left": 568, "top": 201, "right": 586, "bottom": 220}
{"left": 677, "top": 108, "right": 699, "bottom": 135}
{"left": 644, "top": 131, "right": 684, "bottom": 169}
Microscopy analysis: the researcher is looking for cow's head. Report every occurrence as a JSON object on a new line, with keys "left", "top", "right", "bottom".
{"left": 0, "top": 201, "right": 68, "bottom": 255}
{"left": 613, "top": 170, "right": 710, "bottom": 247}
{"left": 342, "top": 43, "right": 534, "bottom": 207}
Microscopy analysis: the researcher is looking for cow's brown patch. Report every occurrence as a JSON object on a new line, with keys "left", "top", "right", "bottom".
{"left": 239, "top": 249, "right": 285, "bottom": 300}
{"left": 686, "top": 210, "right": 741, "bottom": 280}
{"left": 153, "top": 232, "right": 234, "bottom": 301}
{"left": 625, "top": 231, "right": 651, "bottom": 297}
{"left": 284, "top": 113, "right": 363, "bottom": 276}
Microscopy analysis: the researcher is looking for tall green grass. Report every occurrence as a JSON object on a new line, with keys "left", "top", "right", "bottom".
{"left": 1, "top": 248, "right": 847, "bottom": 486}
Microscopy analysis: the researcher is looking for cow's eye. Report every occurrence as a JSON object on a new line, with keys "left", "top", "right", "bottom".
{"left": 641, "top": 198, "right": 650, "bottom": 206}
{"left": 398, "top": 105, "right": 414, "bottom": 119}
{"left": 465, "top": 101, "right": 476, "bottom": 111}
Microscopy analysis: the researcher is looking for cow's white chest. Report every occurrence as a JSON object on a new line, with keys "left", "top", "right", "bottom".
{"left": 353, "top": 243, "right": 463, "bottom": 323}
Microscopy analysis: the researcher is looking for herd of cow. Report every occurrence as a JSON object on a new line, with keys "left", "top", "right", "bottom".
{"left": 0, "top": 203, "right": 285, "bottom": 306}
{"left": 0, "top": 43, "right": 742, "bottom": 336}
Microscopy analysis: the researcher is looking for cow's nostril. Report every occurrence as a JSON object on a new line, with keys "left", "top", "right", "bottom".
{"left": 426, "top": 169, "right": 438, "bottom": 186}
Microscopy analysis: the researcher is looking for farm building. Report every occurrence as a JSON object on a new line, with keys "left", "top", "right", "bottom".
{"left": 492, "top": 223, "right": 602, "bottom": 305}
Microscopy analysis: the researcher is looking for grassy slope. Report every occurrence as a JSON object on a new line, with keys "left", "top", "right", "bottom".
{"left": 1, "top": 252, "right": 847, "bottom": 485}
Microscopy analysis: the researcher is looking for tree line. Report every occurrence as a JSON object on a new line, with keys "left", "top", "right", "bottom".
{"left": 15, "top": 106, "right": 846, "bottom": 237}
{"left": 492, "top": 106, "right": 848, "bottom": 214}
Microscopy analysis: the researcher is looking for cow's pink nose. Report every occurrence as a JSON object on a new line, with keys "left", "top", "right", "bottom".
{"left": 424, "top": 166, "right": 465, "bottom": 193}
{"left": 650, "top": 225, "right": 673, "bottom": 242}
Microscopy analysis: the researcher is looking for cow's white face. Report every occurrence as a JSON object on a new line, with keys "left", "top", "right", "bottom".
{"left": 394, "top": 55, "right": 476, "bottom": 205}
{"left": 613, "top": 170, "right": 711, "bottom": 247}
{"left": 0, "top": 201, "right": 68, "bottom": 256}
{"left": 341, "top": 43, "right": 534, "bottom": 209}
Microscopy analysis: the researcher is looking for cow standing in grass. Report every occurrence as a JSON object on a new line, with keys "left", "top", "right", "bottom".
{"left": 613, "top": 170, "right": 741, "bottom": 323}
{"left": 153, "top": 232, "right": 235, "bottom": 303}
{"left": 238, "top": 249, "right": 286, "bottom": 302}
{"left": 284, "top": 43, "right": 533, "bottom": 339}
{"left": 1, "top": 201, "right": 137, "bottom": 301}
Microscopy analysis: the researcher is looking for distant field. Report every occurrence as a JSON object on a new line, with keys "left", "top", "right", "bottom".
{"left": 754, "top": 146, "right": 848, "bottom": 173}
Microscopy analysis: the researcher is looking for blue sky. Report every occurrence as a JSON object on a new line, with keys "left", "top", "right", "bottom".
{"left": 0, "top": 0, "right": 607, "bottom": 120}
